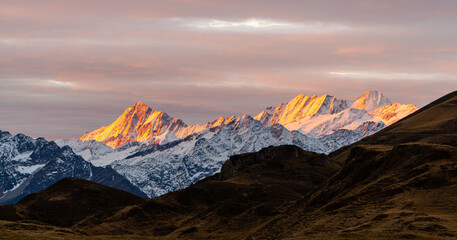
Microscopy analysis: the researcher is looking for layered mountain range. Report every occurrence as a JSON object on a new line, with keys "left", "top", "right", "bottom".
{"left": 57, "top": 91, "right": 417, "bottom": 198}
{"left": 2, "top": 91, "right": 456, "bottom": 240}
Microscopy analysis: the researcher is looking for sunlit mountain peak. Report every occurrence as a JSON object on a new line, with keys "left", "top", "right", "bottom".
{"left": 351, "top": 90, "right": 392, "bottom": 111}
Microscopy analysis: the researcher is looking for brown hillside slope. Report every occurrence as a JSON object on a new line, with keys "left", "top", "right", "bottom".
{"left": 0, "top": 178, "right": 146, "bottom": 227}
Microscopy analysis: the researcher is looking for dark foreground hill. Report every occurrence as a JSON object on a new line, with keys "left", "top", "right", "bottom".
{"left": 1, "top": 91, "right": 457, "bottom": 240}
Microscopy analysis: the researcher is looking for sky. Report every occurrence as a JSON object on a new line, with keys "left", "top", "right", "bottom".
{"left": 1, "top": 0, "right": 457, "bottom": 139}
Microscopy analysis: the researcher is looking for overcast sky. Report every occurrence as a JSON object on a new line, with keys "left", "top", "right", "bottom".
{"left": 1, "top": 0, "right": 457, "bottom": 139}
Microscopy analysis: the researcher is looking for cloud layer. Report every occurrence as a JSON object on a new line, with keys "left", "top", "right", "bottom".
{"left": 1, "top": 0, "right": 457, "bottom": 139}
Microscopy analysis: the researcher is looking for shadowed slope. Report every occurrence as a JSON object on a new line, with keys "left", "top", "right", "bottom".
{"left": 0, "top": 178, "right": 146, "bottom": 228}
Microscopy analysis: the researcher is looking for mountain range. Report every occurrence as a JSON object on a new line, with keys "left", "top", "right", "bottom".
{"left": 0, "top": 90, "right": 417, "bottom": 204}
{"left": 1, "top": 90, "right": 456, "bottom": 240}
{"left": 78, "top": 90, "right": 416, "bottom": 148}
{"left": 0, "top": 131, "right": 146, "bottom": 204}
{"left": 57, "top": 90, "right": 417, "bottom": 198}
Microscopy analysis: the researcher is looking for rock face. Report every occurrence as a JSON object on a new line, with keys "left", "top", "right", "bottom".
{"left": 61, "top": 90, "right": 417, "bottom": 198}
{"left": 0, "top": 130, "right": 147, "bottom": 204}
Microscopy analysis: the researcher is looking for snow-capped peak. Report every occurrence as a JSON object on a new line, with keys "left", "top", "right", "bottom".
{"left": 131, "top": 100, "right": 150, "bottom": 110}
{"left": 209, "top": 115, "right": 237, "bottom": 127}
{"left": 254, "top": 93, "right": 351, "bottom": 126}
{"left": 351, "top": 90, "right": 392, "bottom": 111}
{"left": 79, "top": 102, "right": 187, "bottom": 148}
{"left": 254, "top": 90, "right": 416, "bottom": 136}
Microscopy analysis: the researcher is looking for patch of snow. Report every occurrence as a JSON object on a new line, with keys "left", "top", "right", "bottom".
{"left": 11, "top": 151, "right": 33, "bottom": 162}
{"left": 16, "top": 164, "right": 46, "bottom": 174}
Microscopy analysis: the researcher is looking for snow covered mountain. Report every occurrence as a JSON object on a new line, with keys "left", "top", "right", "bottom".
{"left": 79, "top": 101, "right": 242, "bottom": 149}
{"left": 351, "top": 90, "right": 392, "bottom": 111}
{"left": 369, "top": 102, "right": 418, "bottom": 125}
{"left": 0, "top": 130, "right": 147, "bottom": 204}
{"left": 254, "top": 94, "right": 352, "bottom": 126}
{"left": 255, "top": 90, "right": 417, "bottom": 136}
{"left": 58, "top": 115, "right": 383, "bottom": 197}
{"left": 58, "top": 90, "right": 417, "bottom": 198}
{"left": 79, "top": 101, "right": 187, "bottom": 148}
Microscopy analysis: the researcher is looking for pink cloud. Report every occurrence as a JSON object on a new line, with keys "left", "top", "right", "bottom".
{"left": 334, "top": 46, "right": 389, "bottom": 57}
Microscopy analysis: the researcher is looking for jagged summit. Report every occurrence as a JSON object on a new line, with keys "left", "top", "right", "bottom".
{"left": 254, "top": 93, "right": 351, "bottom": 126}
{"left": 254, "top": 91, "right": 416, "bottom": 136}
{"left": 133, "top": 100, "right": 147, "bottom": 106}
{"left": 130, "top": 100, "right": 149, "bottom": 109}
{"left": 208, "top": 115, "right": 237, "bottom": 127}
{"left": 351, "top": 90, "right": 392, "bottom": 111}
{"left": 79, "top": 101, "right": 187, "bottom": 148}
{"left": 125, "top": 101, "right": 153, "bottom": 117}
